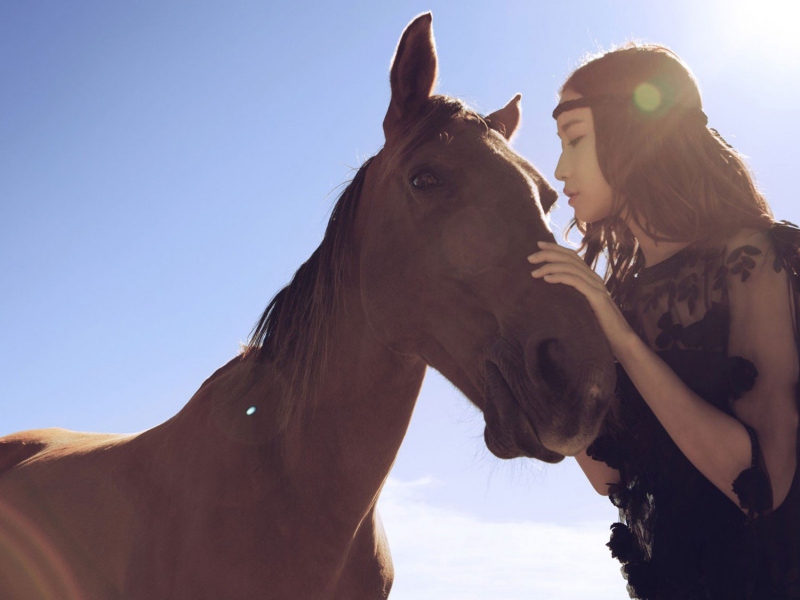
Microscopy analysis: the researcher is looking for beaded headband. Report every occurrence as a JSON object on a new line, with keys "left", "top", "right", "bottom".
{"left": 552, "top": 95, "right": 708, "bottom": 126}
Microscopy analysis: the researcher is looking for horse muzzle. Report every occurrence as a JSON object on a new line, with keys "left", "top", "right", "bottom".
{"left": 482, "top": 337, "right": 615, "bottom": 461}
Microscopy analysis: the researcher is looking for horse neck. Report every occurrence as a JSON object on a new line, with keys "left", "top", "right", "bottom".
{"left": 277, "top": 153, "right": 426, "bottom": 513}
{"left": 150, "top": 236, "right": 426, "bottom": 531}
{"left": 276, "top": 251, "right": 427, "bottom": 518}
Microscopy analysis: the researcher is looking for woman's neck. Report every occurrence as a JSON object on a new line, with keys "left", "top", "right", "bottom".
{"left": 626, "top": 219, "right": 691, "bottom": 268}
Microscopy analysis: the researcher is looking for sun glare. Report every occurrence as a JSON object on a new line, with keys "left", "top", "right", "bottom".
{"left": 719, "top": 0, "right": 800, "bottom": 60}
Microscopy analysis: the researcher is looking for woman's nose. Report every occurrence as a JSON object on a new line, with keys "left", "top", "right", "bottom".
{"left": 554, "top": 153, "right": 568, "bottom": 182}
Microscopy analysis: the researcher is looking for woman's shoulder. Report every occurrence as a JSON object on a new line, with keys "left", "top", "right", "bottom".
{"left": 718, "top": 221, "right": 800, "bottom": 281}
{"left": 717, "top": 222, "right": 800, "bottom": 251}
{"left": 722, "top": 227, "right": 769, "bottom": 249}
{"left": 620, "top": 222, "right": 800, "bottom": 294}
{"left": 715, "top": 228, "right": 772, "bottom": 283}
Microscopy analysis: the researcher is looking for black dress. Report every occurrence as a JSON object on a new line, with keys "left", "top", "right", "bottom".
{"left": 587, "top": 222, "right": 800, "bottom": 599}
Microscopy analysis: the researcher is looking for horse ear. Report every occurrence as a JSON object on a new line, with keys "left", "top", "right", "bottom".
{"left": 486, "top": 94, "right": 522, "bottom": 141}
{"left": 383, "top": 13, "right": 438, "bottom": 140}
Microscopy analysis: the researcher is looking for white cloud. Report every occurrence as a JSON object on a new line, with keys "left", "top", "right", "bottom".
{"left": 378, "top": 477, "right": 627, "bottom": 600}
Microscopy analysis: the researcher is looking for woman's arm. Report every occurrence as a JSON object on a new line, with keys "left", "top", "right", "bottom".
{"left": 612, "top": 329, "right": 754, "bottom": 507}
{"left": 724, "top": 232, "right": 799, "bottom": 508}
{"left": 574, "top": 448, "right": 620, "bottom": 496}
{"left": 530, "top": 238, "right": 799, "bottom": 512}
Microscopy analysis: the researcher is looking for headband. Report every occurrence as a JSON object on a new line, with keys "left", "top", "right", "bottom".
{"left": 552, "top": 94, "right": 708, "bottom": 126}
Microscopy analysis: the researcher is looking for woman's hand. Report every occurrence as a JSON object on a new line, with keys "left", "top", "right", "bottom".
{"left": 528, "top": 241, "right": 636, "bottom": 356}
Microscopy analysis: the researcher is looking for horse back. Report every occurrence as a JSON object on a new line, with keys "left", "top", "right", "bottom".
{"left": 0, "top": 428, "right": 131, "bottom": 475}
{"left": 0, "top": 432, "right": 48, "bottom": 477}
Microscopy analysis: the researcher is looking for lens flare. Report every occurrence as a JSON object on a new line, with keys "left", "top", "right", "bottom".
{"left": 0, "top": 499, "right": 84, "bottom": 600}
{"left": 633, "top": 82, "right": 662, "bottom": 113}
{"left": 246, "top": 406, "right": 257, "bottom": 416}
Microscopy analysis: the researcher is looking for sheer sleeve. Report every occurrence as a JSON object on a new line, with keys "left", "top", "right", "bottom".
{"left": 724, "top": 229, "right": 800, "bottom": 515}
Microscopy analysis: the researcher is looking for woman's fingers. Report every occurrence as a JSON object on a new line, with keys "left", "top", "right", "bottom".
{"left": 528, "top": 241, "right": 577, "bottom": 258}
{"left": 527, "top": 243, "right": 633, "bottom": 354}
{"left": 532, "top": 263, "right": 606, "bottom": 295}
{"left": 536, "top": 270, "right": 597, "bottom": 298}
{"left": 528, "top": 241, "right": 587, "bottom": 269}
{"left": 528, "top": 251, "right": 588, "bottom": 273}
{"left": 529, "top": 249, "right": 605, "bottom": 288}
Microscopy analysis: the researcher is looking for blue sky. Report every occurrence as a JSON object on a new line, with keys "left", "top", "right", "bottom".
{"left": 2, "top": 1, "right": 799, "bottom": 598}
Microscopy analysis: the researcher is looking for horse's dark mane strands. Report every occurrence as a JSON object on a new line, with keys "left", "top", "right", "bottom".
{"left": 243, "top": 156, "right": 372, "bottom": 430}
{"left": 244, "top": 96, "right": 488, "bottom": 430}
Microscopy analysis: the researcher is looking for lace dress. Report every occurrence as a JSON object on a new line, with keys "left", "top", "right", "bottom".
{"left": 587, "top": 222, "right": 800, "bottom": 599}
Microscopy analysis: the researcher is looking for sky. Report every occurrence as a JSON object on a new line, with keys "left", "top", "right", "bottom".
{"left": 2, "top": 1, "right": 800, "bottom": 598}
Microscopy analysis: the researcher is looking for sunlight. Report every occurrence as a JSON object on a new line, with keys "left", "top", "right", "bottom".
{"left": 718, "top": 0, "right": 800, "bottom": 60}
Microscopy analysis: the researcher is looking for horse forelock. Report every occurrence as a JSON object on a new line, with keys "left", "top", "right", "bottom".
{"left": 243, "top": 95, "right": 485, "bottom": 431}
{"left": 381, "top": 95, "right": 489, "bottom": 177}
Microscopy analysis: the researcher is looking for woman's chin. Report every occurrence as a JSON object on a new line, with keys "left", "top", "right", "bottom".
{"left": 575, "top": 209, "right": 613, "bottom": 225}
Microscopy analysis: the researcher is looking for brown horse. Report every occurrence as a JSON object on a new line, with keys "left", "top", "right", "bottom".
{"left": 0, "top": 13, "right": 615, "bottom": 600}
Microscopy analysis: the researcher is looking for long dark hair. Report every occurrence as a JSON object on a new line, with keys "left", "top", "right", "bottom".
{"left": 561, "top": 43, "right": 773, "bottom": 298}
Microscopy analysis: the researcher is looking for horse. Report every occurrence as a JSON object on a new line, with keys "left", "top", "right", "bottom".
{"left": 0, "top": 13, "right": 615, "bottom": 600}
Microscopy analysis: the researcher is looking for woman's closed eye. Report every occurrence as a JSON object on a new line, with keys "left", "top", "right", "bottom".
{"left": 568, "top": 135, "right": 585, "bottom": 148}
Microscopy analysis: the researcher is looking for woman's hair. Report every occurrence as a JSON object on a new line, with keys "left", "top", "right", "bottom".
{"left": 560, "top": 43, "right": 773, "bottom": 298}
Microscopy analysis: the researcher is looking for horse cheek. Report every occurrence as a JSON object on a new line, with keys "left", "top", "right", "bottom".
{"left": 440, "top": 206, "right": 509, "bottom": 276}
{"left": 360, "top": 246, "right": 428, "bottom": 353}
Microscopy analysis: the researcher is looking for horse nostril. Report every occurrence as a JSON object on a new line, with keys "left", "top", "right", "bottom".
{"left": 536, "top": 338, "right": 568, "bottom": 392}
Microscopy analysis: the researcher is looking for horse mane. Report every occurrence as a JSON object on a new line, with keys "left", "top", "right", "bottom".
{"left": 244, "top": 96, "right": 487, "bottom": 430}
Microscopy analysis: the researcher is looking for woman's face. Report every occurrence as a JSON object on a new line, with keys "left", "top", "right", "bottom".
{"left": 554, "top": 90, "right": 614, "bottom": 224}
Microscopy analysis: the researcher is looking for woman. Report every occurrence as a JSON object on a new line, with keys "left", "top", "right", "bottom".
{"left": 528, "top": 44, "right": 800, "bottom": 599}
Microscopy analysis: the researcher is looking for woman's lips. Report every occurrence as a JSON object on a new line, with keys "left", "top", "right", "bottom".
{"left": 567, "top": 193, "right": 580, "bottom": 206}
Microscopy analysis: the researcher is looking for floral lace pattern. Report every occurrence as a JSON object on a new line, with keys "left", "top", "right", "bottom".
{"left": 588, "top": 222, "right": 800, "bottom": 599}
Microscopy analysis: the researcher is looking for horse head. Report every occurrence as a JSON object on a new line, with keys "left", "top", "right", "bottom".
{"left": 357, "top": 14, "right": 616, "bottom": 463}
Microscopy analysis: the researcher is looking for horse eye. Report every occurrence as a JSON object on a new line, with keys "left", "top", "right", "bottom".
{"left": 411, "top": 172, "right": 441, "bottom": 189}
